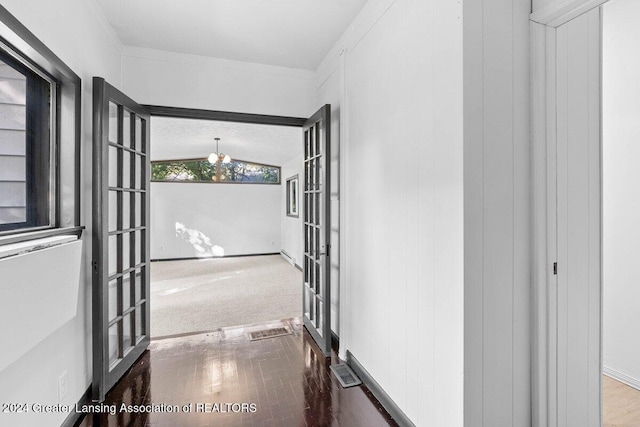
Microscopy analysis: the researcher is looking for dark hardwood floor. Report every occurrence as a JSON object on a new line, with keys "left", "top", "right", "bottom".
{"left": 77, "top": 319, "right": 397, "bottom": 426}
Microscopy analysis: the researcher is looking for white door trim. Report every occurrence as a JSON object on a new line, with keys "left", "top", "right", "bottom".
{"left": 531, "top": 21, "right": 557, "bottom": 427}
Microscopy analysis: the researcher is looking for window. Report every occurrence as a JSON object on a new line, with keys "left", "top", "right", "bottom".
{"left": 0, "top": 48, "right": 54, "bottom": 232}
{"left": 286, "top": 175, "right": 299, "bottom": 217}
{"left": 151, "top": 158, "right": 281, "bottom": 184}
{"left": 0, "top": 5, "right": 81, "bottom": 242}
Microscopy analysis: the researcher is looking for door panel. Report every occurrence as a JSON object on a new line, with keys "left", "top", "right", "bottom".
{"left": 92, "top": 77, "right": 151, "bottom": 402}
{"left": 303, "top": 105, "right": 331, "bottom": 356}
{"left": 554, "top": 8, "right": 601, "bottom": 426}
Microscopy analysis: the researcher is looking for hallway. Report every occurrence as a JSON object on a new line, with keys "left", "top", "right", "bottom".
{"left": 76, "top": 319, "right": 396, "bottom": 426}
{"left": 0, "top": 0, "right": 543, "bottom": 424}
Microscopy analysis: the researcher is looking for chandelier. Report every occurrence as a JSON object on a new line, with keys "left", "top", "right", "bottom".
{"left": 207, "top": 137, "right": 231, "bottom": 164}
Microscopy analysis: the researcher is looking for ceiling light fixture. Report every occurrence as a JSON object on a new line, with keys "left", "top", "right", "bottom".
{"left": 207, "top": 137, "right": 231, "bottom": 164}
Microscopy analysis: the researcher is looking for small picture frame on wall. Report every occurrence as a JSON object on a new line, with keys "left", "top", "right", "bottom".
{"left": 286, "top": 175, "right": 299, "bottom": 217}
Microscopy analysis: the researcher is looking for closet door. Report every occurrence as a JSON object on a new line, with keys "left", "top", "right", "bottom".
{"left": 553, "top": 8, "right": 601, "bottom": 426}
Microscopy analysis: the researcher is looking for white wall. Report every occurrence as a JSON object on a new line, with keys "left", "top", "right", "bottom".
{"left": 0, "top": 1, "right": 122, "bottom": 426}
{"left": 317, "top": 0, "right": 531, "bottom": 425}
{"left": 280, "top": 154, "right": 304, "bottom": 267}
{"left": 122, "top": 46, "right": 316, "bottom": 117}
{"left": 463, "top": 0, "right": 531, "bottom": 425}
{"left": 603, "top": 0, "right": 640, "bottom": 388}
{"left": 316, "top": 0, "right": 464, "bottom": 424}
{"left": 151, "top": 182, "right": 281, "bottom": 259}
{"left": 126, "top": 46, "right": 317, "bottom": 260}
{"left": 315, "top": 61, "right": 341, "bottom": 337}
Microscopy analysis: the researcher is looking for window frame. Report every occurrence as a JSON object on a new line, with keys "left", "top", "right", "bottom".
{"left": 0, "top": 5, "right": 82, "bottom": 244}
{"left": 151, "top": 157, "right": 282, "bottom": 185}
{"left": 286, "top": 174, "right": 299, "bottom": 217}
{"left": 0, "top": 40, "right": 57, "bottom": 233}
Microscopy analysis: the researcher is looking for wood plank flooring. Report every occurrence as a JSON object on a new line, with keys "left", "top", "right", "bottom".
{"left": 77, "top": 319, "right": 397, "bottom": 427}
{"left": 604, "top": 374, "right": 640, "bottom": 427}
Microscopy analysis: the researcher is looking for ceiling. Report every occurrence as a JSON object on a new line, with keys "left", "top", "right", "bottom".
{"left": 150, "top": 117, "right": 302, "bottom": 166}
{"left": 94, "top": 0, "right": 367, "bottom": 70}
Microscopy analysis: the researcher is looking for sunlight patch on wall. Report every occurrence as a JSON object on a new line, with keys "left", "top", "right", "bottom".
{"left": 175, "top": 222, "right": 224, "bottom": 257}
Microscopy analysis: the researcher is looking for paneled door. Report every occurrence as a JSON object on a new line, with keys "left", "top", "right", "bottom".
{"left": 553, "top": 8, "right": 601, "bottom": 426}
{"left": 302, "top": 105, "right": 332, "bottom": 356}
{"left": 92, "top": 77, "right": 151, "bottom": 402}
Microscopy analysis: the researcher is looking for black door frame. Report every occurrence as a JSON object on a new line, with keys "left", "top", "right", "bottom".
{"left": 143, "top": 105, "right": 306, "bottom": 127}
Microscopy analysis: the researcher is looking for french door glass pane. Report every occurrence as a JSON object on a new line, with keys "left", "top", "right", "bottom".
{"left": 108, "top": 191, "right": 117, "bottom": 232}
{"left": 108, "top": 102, "right": 118, "bottom": 143}
{"left": 135, "top": 231, "right": 142, "bottom": 264}
{"left": 122, "top": 151, "right": 131, "bottom": 189}
{"left": 123, "top": 273, "right": 131, "bottom": 311}
{"left": 122, "top": 232, "right": 131, "bottom": 271}
{"left": 135, "top": 155, "right": 143, "bottom": 189}
{"left": 122, "top": 191, "right": 130, "bottom": 230}
{"left": 108, "top": 324, "right": 119, "bottom": 366}
{"left": 108, "top": 279, "right": 118, "bottom": 322}
{"left": 108, "top": 235, "right": 118, "bottom": 276}
{"left": 136, "top": 272, "right": 143, "bottom": 302}
{"left": 123, "top": 111, "right": 131, "bottom": 148}
{"left": 135, "top": 304, "right": 144, "bottom": 337}
{"left": 135, "top": 117, "right": 142, "bottom": 152}
{"left": 123, "top": 314, "right": 132, "bottom": 350}
{"left": 108, "top": 146, "right": 118, "bottom": 187}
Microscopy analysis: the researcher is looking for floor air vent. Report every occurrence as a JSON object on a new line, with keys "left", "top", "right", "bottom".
{"left": 330, "top": 363, "right": 362, "bottom": 388}
{"left": 248, "top": 327, "right": 291, "bottom": 341}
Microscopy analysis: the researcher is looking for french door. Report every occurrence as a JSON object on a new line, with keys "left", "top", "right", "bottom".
{"left": 92, "top": 77, "right": 151, "bottom": 402}
{"left": 302, "top": 105, "right": 332, "bottom": 356}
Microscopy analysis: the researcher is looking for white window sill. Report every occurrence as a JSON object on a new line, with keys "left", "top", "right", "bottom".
{"left": 0, "top": 234, "right": 79, "bottom": 260}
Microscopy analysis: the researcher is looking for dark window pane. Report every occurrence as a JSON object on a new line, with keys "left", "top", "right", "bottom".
{"left": 0, "top": 50, "right": 53, "bottom": 231}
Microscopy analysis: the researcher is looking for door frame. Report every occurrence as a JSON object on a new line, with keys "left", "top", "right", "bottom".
{"left": 92, "top": 102, "right": 321, "bottom": 399}
{"left": 142, "top": 105, "right": 342, "bottom": 343}
{"left": 144, "top": 105, "right": 307, "bottom": 127}
{"left": 530, "top": 1, "right": 608, "bottom": 425}
{"left": 144, "top": 105, "right": 340, "bottom": 353}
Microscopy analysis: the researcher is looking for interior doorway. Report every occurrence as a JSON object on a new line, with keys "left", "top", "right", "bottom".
{"left": 94, "top": 92, "right": 337, "bottom": 402}
{"left": 146, "top": 114, "right": 305, "bottom": 338}
{"left": 532, "top": 0, "right": 640, "bottom": 424}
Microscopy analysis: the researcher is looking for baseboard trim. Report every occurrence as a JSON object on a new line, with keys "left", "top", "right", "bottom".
{"left": 604, "top": 366, "right": 640, "bottom": 391}
{"left": 151, "top": 252, "right": 280, "bottom": 262}
{"left": 280, "top": 250, "right": 303, "bottom": 271}
{"left": 61, "top": 386, "right": 91, "bottom": 427}
{"left": 346, "top": 351, "right": 415, "bottom": 427}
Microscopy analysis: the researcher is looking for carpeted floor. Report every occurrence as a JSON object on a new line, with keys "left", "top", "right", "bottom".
{"left": 150, "top": 255, "right": 302, "bottom": 338}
